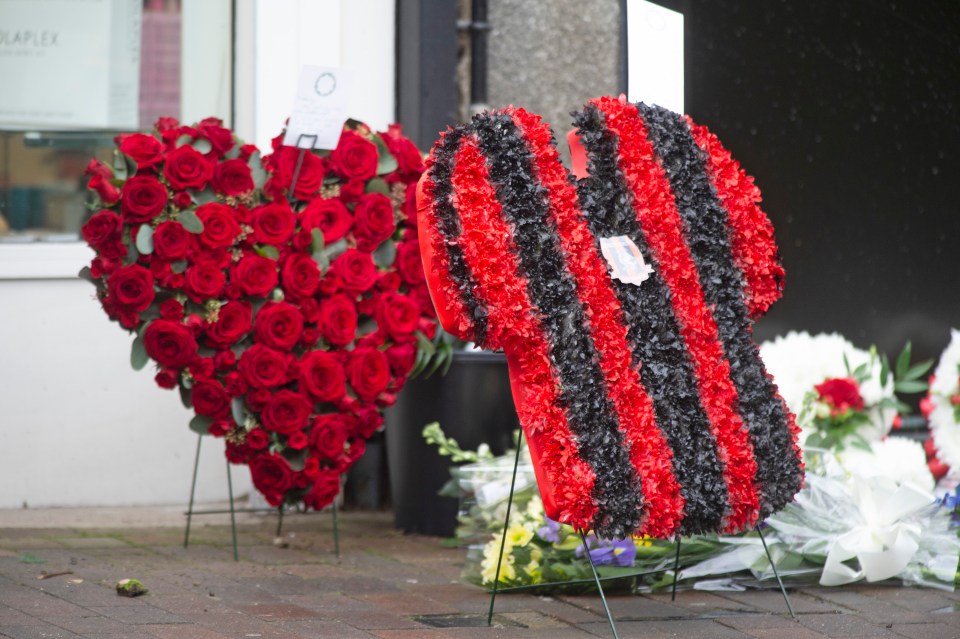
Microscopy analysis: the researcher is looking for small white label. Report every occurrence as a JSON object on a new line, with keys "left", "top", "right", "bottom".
{"left": 283, "top": 66, "right": 352, "bottom": 150}
{"left": 599, "top": 235, "right": 653, "bottom": 286}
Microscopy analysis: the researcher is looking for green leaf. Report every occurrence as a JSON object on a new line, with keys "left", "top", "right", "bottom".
{"left": 179, "top": 383, "right": 193, "bottom": 409}
{"left": 880, "top": 354, "right": 890, "bottom": 387}
{"left": 313, "top": 251, "right": 330, "bottom": 274}
{"left": 178, "top": 209, "right": 205, "bottom": 234}
{"left": 130, "top": 336, "right": 149, "bottom": 371}
{"left": 77, "top": 265, "right": 96, "bottom": 284}
{"left": 896, "top": 342, "right": 912, "bottom": 379}
{"left": 255, "top": 245, "right": 280, "bottom": 260}
{"left": 373, "top": 134, "right": 398, "bottom": 175}
{"left": 189, "top": 414, "right": 213, "bottom": 435}
{"left": 372, "top": 239, "right": 397, "bottom": 268}
{"left": 415, "top": 331, "right": 437, "bottom": 356}
{"left": 194, "top": 189, "right": 216, "bottom": 205}
{"left": 249, "top": 151, "right": 266, "bottom": 189}
{"left": 365, "top": 177, "right": 390, "bottom": 195}
{"left": 902, "top": 359, "right": 934, "bottom": 381}
{"left": 231, "top": 396, "right": 245, "bottom": 427}
{"left": 310, "top": 228, "right": 325, "bottom": 255}
{"left": 135, "top": 223, "right": 154, "bottom": 255}
{"left": 322, "top": 238, "right": 348, "bottom": 262}
{"left": 191, "top": 138, "right": 213, "bottom": 154}
{"left": 112, "top": 150, "right": 128, "bottom": 180}
{"left": 170, "top": 259, "right": 188, "bottom": 274}
{"left": 842, "top": 352, "right": 852, "bottom": 376}
{"left": 894, "top": 379, "right": 928, "bottom": 394}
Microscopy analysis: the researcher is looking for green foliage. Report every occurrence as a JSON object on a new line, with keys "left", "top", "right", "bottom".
{"left": 422, "top": 422, "right": 494, "bottom": 464}
{"left": 177, "top": 209, "right": 205, "bottom": 234}
{"left": 130, "top": 336, "right": 149, "bottom": 371}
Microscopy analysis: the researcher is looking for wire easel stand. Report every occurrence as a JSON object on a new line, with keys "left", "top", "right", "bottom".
{"left": 182, "top": 434, "right": 340, "bottom": 562}
{"left": 486, "top": 431, "right": 620, "bottom": 638}
{"left": 288, "top": 134, "right": 318, "bottom": 206}
{"left": 670, "top": 524, "right": 796, "bottom": 619}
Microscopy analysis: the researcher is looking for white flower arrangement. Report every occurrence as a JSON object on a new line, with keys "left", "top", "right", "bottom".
{"left": 927, "top": 329, "right": 960, "bottom": 472}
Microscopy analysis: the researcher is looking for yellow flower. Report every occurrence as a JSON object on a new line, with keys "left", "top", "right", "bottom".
{"left": 505, "top": 524, "right": 534, "bottom": 547}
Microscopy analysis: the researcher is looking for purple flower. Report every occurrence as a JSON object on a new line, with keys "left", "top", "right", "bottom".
{"left": 574, "top": 534, "right": 635, "bottom": 567}
{"left": 537, "top": 518, "right": 562, "bottom": 543}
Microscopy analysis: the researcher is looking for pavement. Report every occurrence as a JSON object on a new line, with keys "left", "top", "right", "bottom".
{"left": 1, "top": 506, "right": 959, "bottom": 639}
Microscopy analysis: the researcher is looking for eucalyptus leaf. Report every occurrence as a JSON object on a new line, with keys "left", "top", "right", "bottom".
{"left": 248, "top": 151, "right": 267, "bottom": 189}
{"left": 372, "top": 239, "right": 396, "bottom": 267}
{"left": 365, "top": 177, "right": 390, "bottom": 195}
{"left": 77, "top": 266, "right": 96, "bottom": 284}
{"left": 189, "top": 414, "right": 213, "bottom": 435}
{"left": 135, "top": 223, "right": 154, "bottom": 255}
{"left": 130, "top": 336, "right": 149, "bottom": 371}
{"left": 322, "top": 238, "right": 348, "bottom": 262}
{"left": 231, "top": 396, "right": 245, "bottom": 427}
{"left": 310, "top": 228, "right": 325, "bottom": 255}
{"left": 313, "top": 252, "right": 330, "bottom": 274}
{"left": 112, "top": 150, "right": 128, "bottom": 180}
{"left": 191, "top": 138, "right": 213, "bottom": 154}
{"left": 194, "top": 189, "right": 216, "bottom": 205}
{"left": 178, "top": 209, "right": 205, "bottom": 234}
{"left": 179, "top": 383, "right": 193, "bottom": 409}
{"left": 176, "top": 134, "right": 193, "bottom": 147}
{"left": 373, "top": 135, "right": 398, "bottom": 175}
{"left": 170, "top": 259, "right": 188, "bottom": 274}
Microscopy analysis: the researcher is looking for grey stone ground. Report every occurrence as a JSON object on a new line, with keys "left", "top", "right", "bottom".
{"left": 1, "top": 508, "right": 959, "bottom": 638}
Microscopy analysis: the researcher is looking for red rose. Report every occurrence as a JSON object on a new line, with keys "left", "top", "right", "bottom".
{"left": 184, "top": 260, "right": 226, "bottom": 302}
{"left": 346, "top": 347, "right": 391, "bottom": 401}
{"left": 249, "top": 453, "right": 294, "bottom": 506}
{"left": 380, "top": 124, "right": 424, "bottom": 182}
{"left": 212, "top": 158, "right": 254, "bottom": 196}
{"left": 121, "top": 175, "right": 168, "bottom": 224}
{"left": 261, "top": 389, "right": 311, "bottom": 435}
{"left": 299, "top": 350, "right": 346, "bottom": 402}
{"left": 338, "top": 179, "right": 365, "bottom": 203}
{"left": 329, "top": 249, "right": 378, "bottom": 295}
{"left": 353, "top": 193, "right": 396, "bottom": 252}
{"left": 355, "top": 404, "right": 385, "bottom": 438}
{"left": 214, "top": 349, "right": 236, "bottom": 370}
{"left": 309, "top": 414, "right": 349, "bottom": 460}
{"left": 152, "top": 220, "right": 193, "bottom": 261}
{"left": 317, "top": 294, "right": 358, "bottom": 346}
{"left": 232, "top": 254, "right": 278, "bottom": 297}
{"left": 264, "top": 147, "right": 325, "bottom": 201}
{"left": 191, "top": 380, "right": 230, "bottom": 417}
{"left": 376, "top": 292, "right": 420, "bottom": 340}
{"left": 195, "top": 203, "right": 241, "bottom": 249}
{"left": 815, "top": 377, "right": 865, "bottom": 413}
{"left": 205, "top": 301, "right": 252, "bottom": 349}
{"left": 107, "top": 264, "right": 155, "bottom": 313}
{"left": 81, "top": 210, "right": 122, "bottom": 250}
{"left": 196, "top": 117, "right": 235, "bottom": 157}
{"left": 238, "top": 344, "right": 287, "bottom": 388}
{"left": 154, "top": 368, "right": 178, "bottom": 389}
{"left": 395, "top": 240, "right": 425, "bottom": 285}
{"left": 143, "top": 319, "right": 198, "bottom": 368}
{"left": 303, "top": 469, "right": 341, "bottom": 510}
{"left": 252, "top": 202, "right": 296, "bottom": 246}
{"left": 329, "top": 130, "right": 378, "bottom": 181}
{"left": 299, "top": 197, "right": 352, "bottom": 243}
{"left": 386, "top": 342, "right": 417, "bottom": 378}
{"left": 117, "top": 132, "right": 164, "bottom": 169}
{"left": 85, "top": 160, "right": 120, "bottom": 205}
{"left": 253, "top": 301, "right": 304, "bottom": 351}
{"left": 246, "top": 428, "right": 270, "bottom": 450}
{"left": 163, "top": 145, "right": 214, "bottom": 190}
{"left": 281, "top": 253, "right": 320, "bottom": 300}
{"left": 159, "top": 298, "right": 184, "bottom": 321}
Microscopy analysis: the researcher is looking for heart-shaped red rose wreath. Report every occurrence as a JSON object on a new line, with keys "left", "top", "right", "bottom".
{"left": 81, "top": 116, "right": 438, "bottom": 510}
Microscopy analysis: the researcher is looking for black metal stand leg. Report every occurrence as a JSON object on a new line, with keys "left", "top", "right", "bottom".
{"left": 756, "top": 524, "right": 796, "bottom": 620}
{"left": 671, "top": 535, "right": 682, "bottom": 601}
{"left": 486, "top": 433, "right": 524, "bottom": 626}
{"left": 227, "top": 460, "right": 239, "bottom": 561}
{"left": 579, "top": 530, "right": 620, "bottom": 639}
{"left": 275, "top": 506, "right": 285, "bottom": 538}
{"left": 183, "top": 434, "right": 203, "bottom": 548}
{"left": 287, "top": 134, "right": 317, "bottom": 205}
{"left": 332, "top": 499, "right": 341, "bottom": 560}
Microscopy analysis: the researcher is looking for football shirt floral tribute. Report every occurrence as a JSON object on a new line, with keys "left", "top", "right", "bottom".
{"left": 417, "top": 97, "right": 804, "bottom": 540}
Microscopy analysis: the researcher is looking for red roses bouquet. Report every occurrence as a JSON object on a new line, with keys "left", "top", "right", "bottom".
{"left": 81, "top": 116, "right": 437, "bottom": 510}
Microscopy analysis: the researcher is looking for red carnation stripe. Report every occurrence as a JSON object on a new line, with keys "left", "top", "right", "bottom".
{"left": 450, "top": 134, "right": 598, "bottom": 530}
{"left": 595, "top": 96, "right": 761, "bottom": 533}
{"left": 686, "top": 118, "right": 785, "bottom": 319}
{"left": 509, "top": 108, "right": 685, "bottom": 538}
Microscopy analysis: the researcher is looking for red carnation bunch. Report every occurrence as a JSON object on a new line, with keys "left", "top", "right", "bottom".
{"left": 81, "top": 116, "right": 436, "bottom": 510}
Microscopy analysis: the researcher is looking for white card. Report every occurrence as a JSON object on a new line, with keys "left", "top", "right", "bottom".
{"left": 282, "top": 66, "right": 352, "bottom": 150}
{"left": 599, "top": 235, "right": 653, "bottom": 286}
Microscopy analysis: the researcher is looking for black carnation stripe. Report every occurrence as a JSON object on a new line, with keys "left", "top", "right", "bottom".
{"left": 637, "top": 103, "right": 803, "bottom": 519}
{"left": 427, "top": 127, "right": 490, "bottom": 346}
{"left": 471, "top": 112, "right": 643, "bottom": 539}
{"left": 573, "top": 104, "right": 729, "bottom": 535}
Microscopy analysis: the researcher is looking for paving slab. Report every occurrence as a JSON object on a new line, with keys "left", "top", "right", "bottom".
{"left": 0, "top": 508, "right": 957, "bottom": 639}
